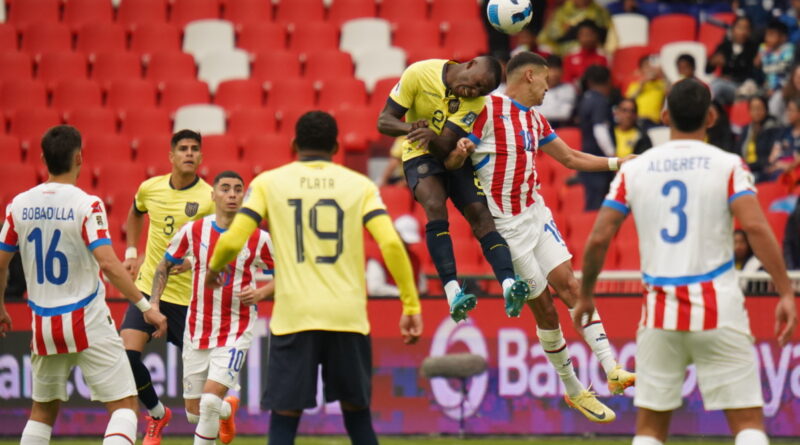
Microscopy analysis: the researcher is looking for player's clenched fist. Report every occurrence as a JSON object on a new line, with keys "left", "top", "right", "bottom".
{"left": 143, "top": 307, "right": 167, "bottom": 338}
{"left": 122, "top": 257, "right": 141, "bottom": 280}
{"left": 399, "top": 313, "right": 423, "bottom": 345}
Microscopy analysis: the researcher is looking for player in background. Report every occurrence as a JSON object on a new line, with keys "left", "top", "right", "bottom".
{"left": 120, "top": 130, "right": 214, "bottom": 444}
{"left": 575, "top": 78, "right": 798, "bottom": 445}
{"left": 207, "top": 111, "right": 423, "bottom": 445}
{"left": 377, "top": 57, "right": 530, "bottom": 322}
{"left": 150, "top": 171, "right": 274, "bottom": 445}
{"left": 456, "top": 52, "right": 632, "bottom": 422}
{"left": 0, "top": 125, "right": 166, "bottom": 444}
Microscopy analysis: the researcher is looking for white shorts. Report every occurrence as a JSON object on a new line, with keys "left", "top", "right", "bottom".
{"left": 635, "top": 327, "right": 763, "bottom": 412}
{"left": 182, "top": 331, "right": 253, "bottom": 399}
{"left": 31, "top": 334, "right": 136, "bottom": 403}
{"left": 494, "top": 199, "right": 572, "bottom": 299}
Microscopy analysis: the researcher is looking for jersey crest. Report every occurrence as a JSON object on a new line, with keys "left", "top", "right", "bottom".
{"left": 185, "top": 201, "right": 199, "bottom": 216}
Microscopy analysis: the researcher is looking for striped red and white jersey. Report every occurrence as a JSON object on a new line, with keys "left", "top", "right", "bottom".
{"left": 603, "top": 140, "right": 757, "bottom": 333}
{"left": 0, "top": 183, "right": 116, "bottom": 355}
{"left": 165, "top": 215, "right": 274, "bottom": 349}
{"left": 468, "top": 94, "right": 557, "bottom": 218}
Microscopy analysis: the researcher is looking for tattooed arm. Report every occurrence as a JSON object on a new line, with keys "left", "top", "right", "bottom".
{"left": 150, "top": 259, "right": 177, "bottom": 307}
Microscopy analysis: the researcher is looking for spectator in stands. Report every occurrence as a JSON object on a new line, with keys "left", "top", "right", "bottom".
{"left": 706, "top": 16, "right": 761, "bottom": 105}
{"left": 733, "top": 0, "right": 776, "bottom": 33}
{"left": 625, "top": 55, "right": 666, "bottom": 128}
{"left": 613, "top": 98, "right": 652, "bottom": 157}
{"left": 769, "top": 64, "right": 800, "bottom": 125}
{"left": 538, "top": 0, "right": 617, "bottom": 56}
{"left": 708, "top": 100, "right": 736, "bottom": 154}
{"left": 777, "top": 0, "right": 800, "bottom": 45}
{"left": 767, "top": 97, "right": 800, "bottom": 178}
{"left": 676, "top": 53, "right": 697, "bottom": 80}
{"left": 536, "top": 55, "right": 577, "bottom": 127}
{"left": 755, "top": 20, "right": 795, "bottom": 95}
{"left": 377, "top": 137, "right": 406, "bottom": 187}
{"left": 606, "top": 0, "right": 640, "bottom": 15}
{"left": 577, "top": 65, "right": 615, "bottom": 210}
{"left": 562, "top": 20, "right": 608, "bottom": 84}
{"left": 736, "top": 96, "right": 782, "bottom": 182}
{"left": 366, "top": 215, "right": 426, "bottom": 297}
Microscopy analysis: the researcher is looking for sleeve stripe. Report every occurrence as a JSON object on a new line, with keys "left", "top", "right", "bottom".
{"left": 0, "top": 242, "right": 18, "bottom": 252}
{"left": 132, "top": 198, "right": 147, "bottom": 215}
{"left": 444, "top": 121, "right": 468, "bottom": 139}
{"left": 164, "top": 252, "right": 184, "bottom": 265}
{"left": 467, "top": 133, "right": 481, "bottom": 145}
{"left": 540, "top": 132, "right": 557, "bottom": 146}
{"left": 728, "top": 190, "right": 756, "bottom": 204}
{"left": 602, "top": 199, "right": 630, "bottom": 215}
{"left": 239, "top": 207, "right": 262, "bottom": 224}
{"left": 473, "top": 154, "right": 491, "bottom": 170}
{"left": 386, "top": 97, "right": 408, "bottom": 114}
{"left": 363, "top": 209, "right": 388, "bottom": 225}
{"left": 87, "top": 238, "right": 111, "bottom": 251}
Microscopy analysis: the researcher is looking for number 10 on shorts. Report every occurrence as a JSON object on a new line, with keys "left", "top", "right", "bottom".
{"left": 227, "top": 348, "right": 245, "bottom": 372}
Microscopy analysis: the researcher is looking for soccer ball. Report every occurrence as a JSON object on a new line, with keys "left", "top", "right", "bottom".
{"left": 486, "top": 0, "right": 534, "bottom": 35}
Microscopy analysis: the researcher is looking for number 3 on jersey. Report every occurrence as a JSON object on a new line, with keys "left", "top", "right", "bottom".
{"left": 660, "top": 180, "right": 688, "bottom": 243}
{"left": 288, "top": 198, "right": 344, "bottom": 264}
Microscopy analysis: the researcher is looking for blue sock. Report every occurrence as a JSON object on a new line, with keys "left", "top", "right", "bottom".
{"left": 268, "top": 412, "right": 300, "bottom": 445}
{"left": 343, "top": 408, "right": 378, "bottom": 445}
{"left": 425, "top": 220, "right": 457, "bottom": 284}
{"left": 479, "top": 231, "right": 515, "bottom": 284}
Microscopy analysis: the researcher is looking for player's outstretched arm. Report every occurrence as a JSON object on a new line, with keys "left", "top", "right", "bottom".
{"left": 541, "top": 137, "right": 632, "bottom": 172}
{"left": 123, "top": 203, "right": 146, "bottom": 279}
{"left": 207, "top": 212, "right": 259, "bottom": 288}
{"left": 574, "top": 206, "right": 626, "bottom": 333}
{"left": 93, "top": 244, "right": 167, "bottom": 338}
{"left": 0, "top": 250, "right": 13, "bottom": 337}
{"left": 150, "top": 259, "right": 176, "bottom": 307}
{"left": 731, "top": 194, "right": 798, "bottom": 346}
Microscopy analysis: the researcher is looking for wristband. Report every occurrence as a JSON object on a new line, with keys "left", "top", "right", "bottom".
{"left": 125, "top": 247, "right": 138, "bottom": 260}
{"left": 135, "top": 297, "right": 152, "bottom": 313}
{"left": 608, "top": 157, "right": 619, "bottom": 171}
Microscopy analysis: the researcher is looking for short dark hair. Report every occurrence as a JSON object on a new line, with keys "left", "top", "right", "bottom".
{"left": 477, "top": 55, "right": 503, "bottom": 91}
{"left": 766, "top": 19, "right": 789, "bottom": 36}
{"left": 666, "top": 78, "right": 711, "bottom": 133}
{"left": 213, "top": 170, "right": 243, "bottom": 186}
{"left": 295, "top": 111, "right": 338, "bottom": 152}
{"left": 506, "top": 51, "right": 549, "bottom": 76}
{"left": 545, "top": 54, "right": 563, "bottom": 69}
{"left": 171, "top": 129, "right": 202, "bottom": 148}
{"left": 41, "top": 125, "right": 82, "bottom": 175}
{"left": 676, "top": 53, "right": 696, "bottom": 70}
{"left": 583, "top": 64, "right": 611, "bottom": 87}
{"left": 617, "top": 97, "right": 638, "bottom": 114}
{"left": 575, "top": 19, "right": 606, "bottom": 42}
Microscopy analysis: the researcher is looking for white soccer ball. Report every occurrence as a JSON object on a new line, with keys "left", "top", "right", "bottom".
{"left": 486, "top": 0, "right": 534, "bottom": 35}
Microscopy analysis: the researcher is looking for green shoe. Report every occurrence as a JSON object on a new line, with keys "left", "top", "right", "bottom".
{"left": 449, "top": 287, "right": 477, "bottom": 322}
{"left": 504, "top": 277, "right": 529, "bottom": 317}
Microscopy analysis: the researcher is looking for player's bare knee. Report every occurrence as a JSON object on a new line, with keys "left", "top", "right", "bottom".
{"left": 120, "top": 329, "right": 148, "bottom": 351}
{"left": 421, "top": 196, "right": 447, "bottom": 220}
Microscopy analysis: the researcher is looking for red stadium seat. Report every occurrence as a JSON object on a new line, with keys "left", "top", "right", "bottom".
{"left": 241, "top": 133, "right": 294, "bottom": 172}
{"left": 237, "top": 22, "right": 287, "bottom": 54}
{"left": 227, "top": 108, "right": 278, "bottom": 138}
{"left": 276, "top": 106, "right": 309, "bottom": 135}
{"left": 92, "top": 52, "right": 143, "bottom": 87}
{"left": 251, "top": 51, "right": 300, "bottom": 82}
{"left": 614, "top": 238, "right": 640, "bottom": 270}
{"left": 318, "top": 78, "right": 368, "bottom": 110}
{"left": 393, "top": 21, "right": 442, "bottom": 52}
{"left": 146, "top": 51, "right": 196, "bottom": 84}
{"left": 328, "top": 0, "right": 377, "bottom": 25}
{"left": 170, "top": 0, "right": 221, "bottom": 27}
{"left": 405, "top": 46, "right": 451, "bottom": 64}
{"left": 65, "top": 107, "right": 118, "bottom": 137}
{"left": 275, "top": 0, "right": 324, "bottom": 25}
{"left": 95, "top": 164, "right": 148, "bottom": 193}
{"left": 201, "top": 161, "right": 254, "bottom": 184}
{"left": 443, "top": 21, "right": 488, "bottom": 60}
{"left": 711, "top": 12, "right": 736, "bottom": 25}
{"left": 611, "top": 45, "right": 651, "bottom": 89}
{"left": 8, "top": 0, "right": 60, "bottom": 29}
{"left": 698, "top": 22, "right": 726, "bottom": 56}
{"left": 117, "top": 0, "right": 169, "bottom": 29}
{"left": 559, "top": 185, "right": 586, "bottom": 215}
{"left": 37, "top": 52, "right": 89, "bottom": 89}
{"left": 452, "top": 239, "right": 483, "bottom": 275}
{"left": 756, "top": 182, "right": 789, "bottom": 211}
{"left": 379, "top": 0, "right": 428, "bottom": 23}
{"left": 0, "top": 135, "right": 23, "bottom": 162}
{"left": 76, "top": 23, "right": 128, "bottom": 58}
{"left": 133, "top": 133, "right": 173, "bottom": 173}
{"left": 159, "top": 80, "right": 211, "bottom": 112}
{"left": 52, "top": 79, "right": 103, "bottom": 113}
{"left": 557, "top": 126, "right": 581, "bottom": 149}
{"left": 106, "top": 79, "right": 159, "bottom": 112}
{"left": 21, "top": 24, "right": 72, "bottom": 58}
{"left": 430, "top": 0, "right": 480, "bottom": 24}
{"left": 199, "top": 134, "right": 240, "bottom": 163}
{"left": 649, "top": 14, "right": 697, "bottom": 52}
{"left": 223, "top": 0, "right": 272, "bottom": 26}
{"left": 1, "top": 79, "right": 47, "bottom": 111}
{"left": 121, "top": 108, "right": 172, "bottom": 137}
{"left": 334, "top": 105, "right": 380, "bottom": 151}
{"left": 304, "top": 50, "right": 354, "bottom": 83}
{"left": 266, "top": 78, "right": 316, "bottom": 111}
{"left": 289, "top": 21, "right": 338, "bottom": 55}
{"left": 370, "top": 77, "right": 399, "bottom": 109}
{"left": 213, "top": 79, "right": 264, "bottom": 110}
{"left": 379, "top": 185, "right": 414, "bottom": 216}
{"left": 0, "top": 52, "right": 33, "bottom": 82}
{"left": 566, "top": 211, "right": 598, "bottom": 243}
{"left": 9, "top": 108, "right": 61, "bottom": 150}
{"left": 0, "top": 24, "right": 19, "bottom": 52}
{"left": 767, "top": 212, "right": 789, "bottom": 245}
{"left": 0, "top": 164, "right": 39, "bottom": 197}
{"left": 81, "top": 134, "right": 133, "bottom": 168}
{"left": 64, "top": 0, "right": 115, "bottom": 29}
{"left": 729, "top": 100, "right": 751, "bottom": 128}
{"left": 130, "top": 23, "right": 182, "bottom": 57}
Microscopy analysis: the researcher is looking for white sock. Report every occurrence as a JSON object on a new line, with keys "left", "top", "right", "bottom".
{"left": 537, "top": 326, "right": 585, "bottom": 398}
{"left": 220, "top": 400, "right": 232, "bottom": 420}
{"left": 194, "top": 393, "right": 222, "bottom": 445}
{"left": 187, "top": 411, "right": 200, "bottom": 424}
{"left": 501, "top": 278, "right": 515, "bottom": 294}
{"left": 444, "top": 280, "right": 460, "bottom": 305}
{"left": 148, "top": 401, "right": 166, "bottom": 419}
{"left": 103, "top": 408, "right": 137, "bottom": 445}
{"left": 570, "top": 309, "right": 617, "bottom": 374}
{"left": 632, "top": 436, "right": 663, "bottom": 445}
{"left": 21, "top": 420, "right": 52, "bottom": 445}
{"left": 735, "top": 428, "right": 769, "bottom": 445}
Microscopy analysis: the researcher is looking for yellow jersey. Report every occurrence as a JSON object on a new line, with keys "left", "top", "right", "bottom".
{"left": 614, "top": 127, "right": 639, "bottom": 158}
{"left": 388, "top": 59, "right": 486, "bottom": 162}
{"left": 134, "top": 174, "right": 214, "bottom": 305}
{"left": 241, "top": 159, "right": 394, "bottom": 335}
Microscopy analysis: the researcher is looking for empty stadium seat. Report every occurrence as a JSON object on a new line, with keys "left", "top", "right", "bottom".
{"left": 197, "top": 49, "right": 250, "bottom": 94}
{"left": 393, "top": 20, "right": 442, "bottom": 52}
{"left": 318, "top": 78, "right": 368, "bottom": 110}
{"left": 329, "top": 0, "right": 377, "bottom": 25}
{"left": 431, "top": 0, "right": 481, "bottom": 24}
{"left": 8, "top": 0, "right": 60, "bottom": 29}
{"left": 133, "top": 133, "right": 173, "bottom": 171}
{"left": 729, "top": 100, "right": 751, "bottom": 128}
{"left": 21, "top": 24, "right": 72, "bottom": 57}
{"left": 0, "top": 164, "right": 39, "bottom": 197}
{"left": 106, "top": 79, "right": 158, "bottom": 112}
{"left": 649, "top": 14, "right": 697, "bottom": 52}
{"left": 81, "top": 134, "right": 134, "bottom": 167}
{"left": 1, "top": 79, "right": 47, "bottom": 111}
{"left": 614, "top": 238, "right": 640, "bottom": 270}
{"left": 213, "top": 79, "right": 264, "bottom": 110}
{"left": 92, "top": 52, "right": 143, "bottom": 86}
{"left": 340, "top": 18, "right": 392, "bottom": 58}
{"left": 557, "top": 127, "right": 582, "bottom": 149}
{"left": 227, "top": 108, "right": 277, "bottom": 137}
{"left": 130, "top": 23, "right": 182, "bottom": 57}
{"left": 379, "top": 0, "right": 428, "bottom": 23}
{"left": 9, "top": 108, "right": 61, "bottom": 149}
{"left": 146, "top": 51, "right": 197, "bottom": 84}
{"left": 37, "top": 52, "right": 89, "bottom": 88}
{"left": 240, "top": 133, "right": 294, "bottom": 171}
{"left": 611, "top": 45, "right": 651, "bottom": 88}
{"left": 52, "top": 79, "right": 103, "bottom": 112}
{"left": 353, "top": 47, "right": 406, "bottom": 91}
{"left": 64, "top": 0, "right": 115, "bottom": 29}
{"left": 201, "top": 161, "right": 254, "bottom": 184}
{"left": 404, "top": 46, "right": 451, "bottom": 64}
{"left": 251, "top": 51, "right": 300, "bottom": 82}
{"left": 76, "top": 23, "right": 128, "bottom": 58}
{"left": 756, "top": 182, "right": 788, "bottom": 211}
{"left": 647, "top": 126, "right": 670, "bottom": 146}
{"left": 443, "top": 21, "right": 487, "bottom": 60}
{"left": 660, "top": 41, "right": 710, "bottom": 84}
{"left": 369, "top": 77, "right": 399, "bottom": 109}
{"left": 0, "top": 24, "right": 18, "bottom": 52}
{"left": 173, "top": 104, "right": 226, "bottom": 135}
{"left": 0, "top": 135, "right": 22, "bottom": 162}
{"left": 0, "top": 51, "right": 33, "bottom": 82}
{"left": 120, "top": 108, "right": 172, "bottom": 137}
{"left": 559, "top": 185, "right": 586, "bottom": 215}
{"left": 171, "top": 0, "right": 221, "bottom": 28}
{"left": 334, "top": 105, "right": 379, "bottom": 150}
{"left": 237, "top": 22, "right": 287, "bottom": 53}
{"left": 304, "top": 50, "right": 354, "bottom": 82}
{"left": 198, "top": 134, "right": 240, "bottom": 163}
{"left": 266, "top": 78, "right": 316, "bottom": 111}
{"left": 160, "top": 80, "right": 211, "bottom": 112}
{"left": 290, "top": 21, "right": 339, "bottom": 55}
{"left": 379, "top": 185, "right": 414, "bottom": 216}
{"left": 95, "top": 164, "right": 148, "bottom": 193}
{"left": 223, "top": 0, "right": 272, "bottom": 26}
{"left": 117, "top": 0, "right": 169, "bottom": 28}
{"left": 612, "top": 13, "right": 649, "bottom": 48}
{"left": 65, "top": 107, "right": 118, "bottom": 136}
{"left": 567, "top": 211, "right": 598, "bottom": 242}
{"left": 274, "top": 0, "right": 324, "bottom": 25}
{"left": 276, "top": 106, "right": 310, "bottom": 134}
{"left": 183, "top": 19, "right": 235, "bottom": 62}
